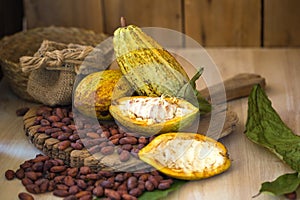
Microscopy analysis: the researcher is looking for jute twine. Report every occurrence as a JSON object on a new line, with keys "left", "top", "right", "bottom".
{"left": 20, "top": 40, "right": 94, "bottom": 106}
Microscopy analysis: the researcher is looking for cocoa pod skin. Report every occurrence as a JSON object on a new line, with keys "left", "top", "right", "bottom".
{"left": 18, "top": 192, "right": 34, "bottom": 200}
{"left": 5, "top": 169, "right": 15, "bottom": 180}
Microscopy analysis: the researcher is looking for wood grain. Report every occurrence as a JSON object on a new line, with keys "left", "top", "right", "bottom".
{"left": 1, "top": 48, "right": 300, "bottom": 200}
{"left": 264, "top": 0, "right": 300, "bottom": 47}
{"left": 23, "top": 0, "right": 104, "bottom": 33}
{"left": 184, "top": 0, "right": 261, "bottom": 47}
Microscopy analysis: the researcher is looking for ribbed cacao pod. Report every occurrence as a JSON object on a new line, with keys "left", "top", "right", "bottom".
{"left": 74, "top": 69, "right": 132, "bottom": 120}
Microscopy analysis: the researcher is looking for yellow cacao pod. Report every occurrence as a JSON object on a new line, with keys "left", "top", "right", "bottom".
{"left": 138, "top": 132, "right": 231, "bottom": 180}
{"left": 74, "top": 69, "right": 132, "bottom": 120}
{"left": 109, "top": 96, "right": 199, "bottom": 136}
{"left": 113, "top": 25, "right": 190, "bottom": 97}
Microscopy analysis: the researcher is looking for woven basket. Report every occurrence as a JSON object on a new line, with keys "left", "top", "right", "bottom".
{"left": 0, "top": 26, "right": 109, "bottom": 102}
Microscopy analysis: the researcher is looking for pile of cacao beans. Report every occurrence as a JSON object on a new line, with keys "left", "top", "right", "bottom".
{"left": 5, "top": 154, "right": 174, "bottom": 200}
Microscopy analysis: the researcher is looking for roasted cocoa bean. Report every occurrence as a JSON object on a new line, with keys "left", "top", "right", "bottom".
{"left": 58, "top": 132, "right": 72, "bottom": 141}
{"left": 54, "top": 175, "right": 66, "bottom": 183}
{"left": 129, "top": 188, "right": 142, "bottom": 197}
{"left": 127, "top": 176, "right": 138, "bottom": 190}
{"left": 40, "top": 180, "right": 49, "bottom": 193}
{"left": 86, "top": 173, "right": 99, "bottom": 180}
{"left": 5, "top": 169, "right": 15, "bottom": 180}
{"left": 52, "top": 122, "right": 65, "bottom": 128}
{"left": 37, "top": 126, "right": 51, "bottom": 133}
{"left": 45, "top": 128, "right": 61, "bottom": 135}
{"left": 71, "top": 142, "right": 83, "bottom": 150}
{"left": 139, "top": 174, "right": 149, "bottom": 182}
{"left": 64, "top": 176, "right": 75, "bottom": 186}
{"left": 48, "top": 180, "right": 56, "bottom": 191}
{"left": 121, "top": 144, "right": 133, "bottom": 151}
{"left": 32, "top": 155, "right": 49, "bottom": 163}
{"left": 67, "top": 168, "right": 78, "bottom": 177}
{"left": 62, "top": 118, "right": 72, "bottom": 125}
{"left": 158, "top": 182, "right": 171, "bottom": 190}
{"left": 68, "top": 124, "right": 77, "bottom": 131}
{"left": 58, "top": 141, "right": 71, "bottom": 150}
{"left": 101, "top": 131, "right": 110, "bottom": 138}
{"left": 111, "top": 138, "right": 119, "bottom": 145}
{"left": 137, "top": 143, "right": 145, "bottom": 150}
{"left": 79, "top": 166, "right": 91, "bottom": 175}
{"left": 75, "top": 191, "right": 91, "bottom": 199}
{"left": 93, "top": 186, "right": 104, "bottom": 197}
{"left": 25, "top": 172, "right": 38, "bottom": 181}
{"left": 160, "top": 178, "right": 174, "bottom": 185}
{"left": 69, "top": 134, "right": 79, "bottom": 141}
{"left": 110, "top": 128, "right": 119, "bottom": 136}
{"left": 55, "top": 108, "right": 65, "bottom": 119}
{"left": 115, "top": 174, "right": 125, "bottom": 182}
{"left": 22, "top": 177, "right": 33, "bottom": 186}
{"left": 148, "top": 175, "right": 159, "bottom": 188}
{"left": 69, "top": 185, "right": 80, "bottom": 195}
{"left": 33, "top": 116, "right": 43, "bottom": 125}
{"left": 50, "top": 166, "right": 66, "bottom": 173}
{"left": 62, "top": 125, "right": 72, "bottom": 133}
{"left": 32, "top": 162, "right": 44, "bottom": 172}
{"left": 34, "top": 178, "right": 47, "bottom": 186}
{"left": 20, "top": 161, "right": 32, "bottom": 170}
{"left": 47, "top": 115, "right": 60, "bottom": 123}
{"left": 46, "top": 172, "right": 56, "bottom": 180}
{"left": 122, "top": 193, "right": 138, "bottom": 200}
{"left": 137, "top": 182, "right": 145, "bottom": 191}
{"left": 57, "top": 184, "right": 69, "bottom": 191}
{"left": 53, "top": 189, "right": 69, "bottom": 197}
{"left": 119, "top": 150, "right": 131, "bottom": 162}
{"left": 101, "top": 180, "right": 113, "bottom": 189}
{"left": 86, "top": 132, "right": 100, "bottom": 139}
{"left": 105, "top": 189, "right": 121, "bottom": 200}
{"left": 40, "top": 119, "right": 51, "bottom": 126}
{"left": 15, "top": 168, "right": 25, "bottom": 179}
{"left": 98, "top": 171, "right": 114, "bottom": 178}
{"left": 25, "top": 184, "right": 40, "bottom": 194}
{"left": 88, "top": 145, "right": 101, "bottom": 154}
{"left": 18, "top": 192, "right": 34, "bottom": 200}
{"left": 76, "top": 179, "right": 87, "bottom": 189}
{"left": 101, "top": 146, "right": 114, "bottom": 155}
{"left": 138, "top": 136, "right": 148, "bottom": 144}
{"left": 119, "top": 137, "right": 138, "bottom": 145}
{"left": 79, "top": 194, "right": 92, "bottom": 200}
{"left": 145, "top": 180, "right": 155, "bottom": 191}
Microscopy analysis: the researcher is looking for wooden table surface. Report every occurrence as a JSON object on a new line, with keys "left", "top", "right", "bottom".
{"left": 0, "top": 48, "right": 299, "bottom": 200}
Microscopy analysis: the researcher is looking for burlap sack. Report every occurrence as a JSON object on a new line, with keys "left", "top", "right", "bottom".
{"left": 20, "top": 40, "right": 95, "bottom": 106}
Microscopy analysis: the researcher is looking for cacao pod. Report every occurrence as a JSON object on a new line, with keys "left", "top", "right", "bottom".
{"left": 138, "top": 132, "right": 231, "bottom": 180}
{"left": 113, "top": 23, "right": 211, "bottom": 114}
{"left": 74, "top": 69, "right": 132, "bottom": 120}
{"left": 109, "top": 96, "right": 199, "bottom": 136}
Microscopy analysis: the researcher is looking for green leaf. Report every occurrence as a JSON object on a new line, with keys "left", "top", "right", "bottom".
{"left": 138, "top": 179, "right": 187, "bottom": 200}
{"left": 245, "top": 85, "right": 300, "bottom": 172}
{"left": 257, "top": 172, "right": 300, "bottom": 196}
{"left": 177, "top": 67, "right": 211, "bottom": 114}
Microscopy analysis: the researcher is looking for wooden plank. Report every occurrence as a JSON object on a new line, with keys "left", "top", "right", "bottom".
{"left": 23, "top": 0, "right": 104, "bottom": 33}
{"left": 184, "top": 0, "right": 261, "bottom": 47}
{"left": 264, "top": 0, "right": 300, "bottom": 47}
{"left": 103, "top": 0, "right": 183, "bottom": 47}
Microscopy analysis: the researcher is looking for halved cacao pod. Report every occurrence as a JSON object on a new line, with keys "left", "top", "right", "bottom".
{"left": 138, "top": 132, "right": 231, "bottom": 180}
{"left": 74, "top": 69, "right": 132, "bottom": 120}
{"left": 109, "top": 96, "right": 199, "bottom": 136}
